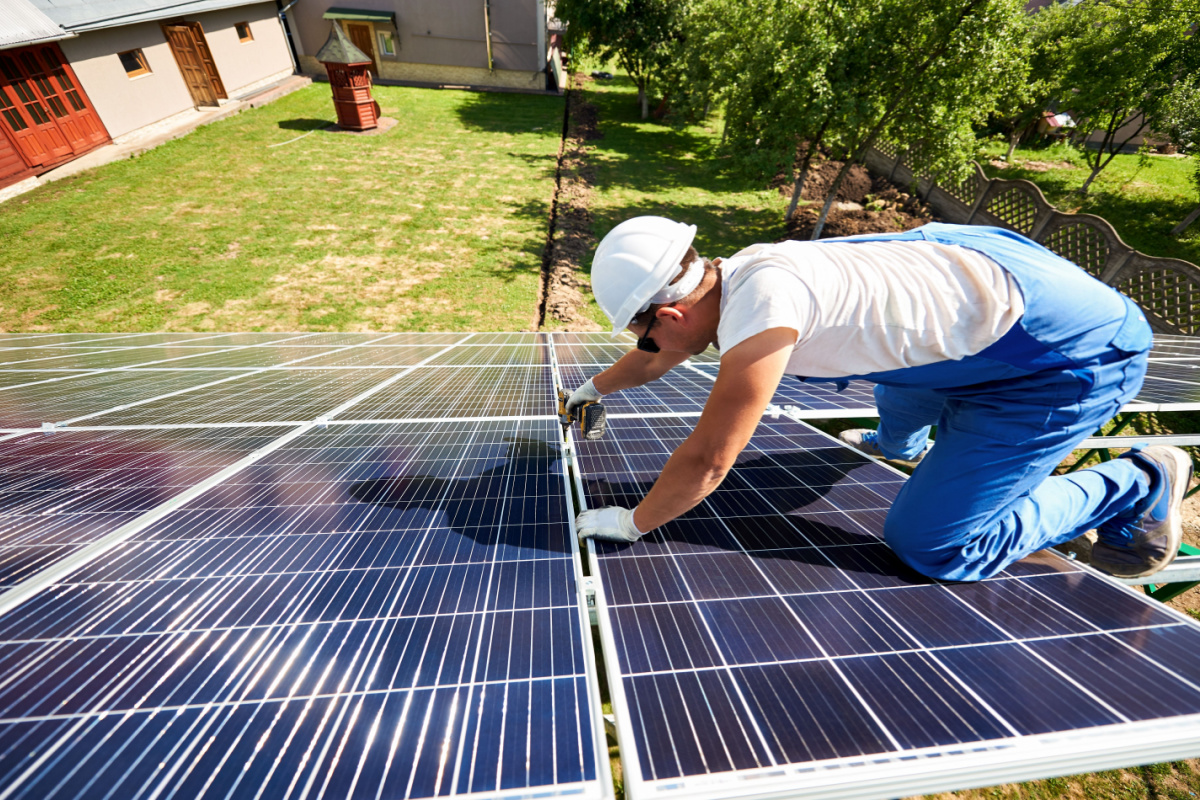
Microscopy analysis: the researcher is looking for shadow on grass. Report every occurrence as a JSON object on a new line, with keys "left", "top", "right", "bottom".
{"left": 277, "top": 118, "right": 334, "bottom": 131}
{"left": 452, "top": 90, "right": 566, "bottom": 138}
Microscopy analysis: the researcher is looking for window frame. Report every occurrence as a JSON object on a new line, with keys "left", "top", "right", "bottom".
{"left": 118, "top": 48, "right": 151, "bottom": 78}
{"left": 377, "top": 30, "right": 396, "bottom": 57}
{"left": 235, "top": 22, "right": 254, "bottom": 43}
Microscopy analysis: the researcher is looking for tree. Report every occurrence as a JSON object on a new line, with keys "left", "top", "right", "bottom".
{"left": 676, "top": 0, "right": 838, "bottom": 221}
{"left": 989, "top": 2, "right": 1091, "bottom": 162}
{"left": 805, "top": 0, "right": 1028, "bottom": 238}
{"left": 1162, "top": 82, "right": 1200, "bottom": 235}
{"left": 1059, "top": 0, "right": 1199, "bottom": 196}
{"left": 554, "top": 0, "right": 683, "bottom": 119}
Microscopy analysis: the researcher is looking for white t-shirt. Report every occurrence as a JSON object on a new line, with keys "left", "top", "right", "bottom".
{"left": 715, "top": 239, "right": 1025, "bottom": 378}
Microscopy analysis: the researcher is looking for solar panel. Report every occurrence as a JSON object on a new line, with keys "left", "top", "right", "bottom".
{"left": 89, "top": 369, "right": 412, "bottom": 426}
{"left": 280, "top": 345, "right": 454, "bottom": 368}
{"left": 574, "top": 414, "right": 1200, "bottom": 799}
{"left": 0, "top": 426, "right": 288, "bottom": 588}
{"left": 556, "top": 364, "right": 715, "bottom": 415}
{"left": 0, "top": 418, "right": 606, "bottom": 800}
{"left": 0, "top": 370, "right": 271, "bottom": 429}
{"left": 337, "top": 366, "right": 556, "bottom": 421}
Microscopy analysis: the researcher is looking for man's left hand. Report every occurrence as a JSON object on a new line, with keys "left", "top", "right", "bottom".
{"left": 576, "top": 506, "right": 644, "bottom": 543}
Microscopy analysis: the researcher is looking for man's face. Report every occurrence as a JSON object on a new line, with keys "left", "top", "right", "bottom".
{"left": 628, "top": 306, "right": 714, "bottom": 356}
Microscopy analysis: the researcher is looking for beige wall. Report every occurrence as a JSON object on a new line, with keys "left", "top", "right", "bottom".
{"left": 292, "top": 0, "right": 545, "bottom": 83}
{"left": 60, "top": 2, "right": 293, "bottom": 140}
{"left": 300, "top": 54, "right": 545, "bottom": 90}
{"left": 61, "top": 21, "right": 196, "bottom": 139}
{"left": 193, "top": 3, "right": 294, "bottom": 95}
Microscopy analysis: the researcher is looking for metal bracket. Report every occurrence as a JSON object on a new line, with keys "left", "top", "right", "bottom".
{"left": 581, "top": 576, "right": 598, "bottom": 627}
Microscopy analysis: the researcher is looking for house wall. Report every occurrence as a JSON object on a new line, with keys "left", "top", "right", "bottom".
{"left": 61, "top": 2, "right": 292, "bottom": 140}
{"left": 292, "top": 0, "right": 545, "bottom": 90}
{"left": 1085, "top": 111, "right": 1168, "bottom": 154}
{"left": 61, "top": 22, "right": 196, "bottom": 139}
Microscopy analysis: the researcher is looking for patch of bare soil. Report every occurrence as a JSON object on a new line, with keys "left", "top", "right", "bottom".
{"left": 779, "top": 160, "right": 935, "bottom": 241}
{"left": 538, "top": 75, "right": 603, "bottom": 331}
{"left": 989, "top": 158, "right": 1075, "bottom": 172}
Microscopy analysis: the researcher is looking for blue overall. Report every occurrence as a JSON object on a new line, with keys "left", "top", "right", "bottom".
{"left": 806, "top": 223, "right": 1153, "bottom": 581}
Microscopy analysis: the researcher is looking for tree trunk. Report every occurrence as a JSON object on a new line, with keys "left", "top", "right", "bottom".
{"left": 638, "top": 83, "right": 648, "bottom": 119}
{"left": 811, "top": 159, "right": 856, "bottom": 240}
{"left": 1173, "top": 205, "right": 1200, "bottom": 236}
{"left": 1077, "top": 162, "right": 1102, "bottom": 196}
{"left": 1004, "top": 132, "right": 1019, "bottom": 161}
{"left": 786, "top": 143, "right": 818, "bottom": 221}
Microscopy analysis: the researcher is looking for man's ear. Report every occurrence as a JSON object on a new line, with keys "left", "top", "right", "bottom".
{"left": 657, "top": 306, "right": 685, "bottom": 325}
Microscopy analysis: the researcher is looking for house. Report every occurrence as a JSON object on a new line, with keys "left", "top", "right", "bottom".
{"left": 0, "top": 0, "right": 296, "bottom": 190}
{"left": 285, "top": 0, "right": 551, "bottom": 92}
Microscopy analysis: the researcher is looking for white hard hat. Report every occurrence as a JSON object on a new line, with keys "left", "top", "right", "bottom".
{"left": 592, "top": 216, "right": 701, "bottom": 333}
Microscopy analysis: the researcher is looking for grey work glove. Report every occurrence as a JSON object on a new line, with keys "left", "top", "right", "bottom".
{"left": 566, "top": 378, "right": 603, "bottom": 416}
{"left": 576, "top": 506, "right": 644, "bottom": 543}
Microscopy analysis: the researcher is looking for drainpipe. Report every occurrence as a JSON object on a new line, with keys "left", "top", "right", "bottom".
{"left": 277, "top": 0, "right": 301, "bottom": 72}
{"left": 483, "top": 0, "right": 494, "bottom": 72}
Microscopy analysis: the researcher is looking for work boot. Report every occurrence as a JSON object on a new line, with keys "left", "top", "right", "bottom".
{"left": 1091, "top": 446, "right": 1193, "bottom": 579}
{"left": 839, "top": 429, "right": 927, "bottom": 463}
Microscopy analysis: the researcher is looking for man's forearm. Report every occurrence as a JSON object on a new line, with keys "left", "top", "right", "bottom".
{"left": 592, "top": 349, "right": 688, "bottom": 394}
{"left": 631, "top": 439, "right": 728, "bottom": 532}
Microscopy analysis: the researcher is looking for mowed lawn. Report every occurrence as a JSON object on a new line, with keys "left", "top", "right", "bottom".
{"left": 0, "top": 83, "right": 564, "bottom": 332}
{"left": 576, "top": 72, "right": 788, "bottom": 327}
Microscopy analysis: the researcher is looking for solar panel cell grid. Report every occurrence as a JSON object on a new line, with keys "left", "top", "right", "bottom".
{"left": 338, "top": 366, "right": 556, "bottom": 420}
{"left": 558, "top": 364, "right": 715, "bottom": 415}
{"left": 0, "top": 419, "right": 603, "bottom": 800}
{"left": 0, "top": 370, "right": 266, "bottom": 428}
{"left": 92, "top": 369, "right": 405, "bottom": 426}
{"left": 0, "top": 427, "right": 287, "bottom": 589}
{"left": 579, "top": 414, "right": 1200, "bottom": 797}
{"left": 278, "top": 345, "right": 450, "bottom": 367}
{"left": 426, "top": 345, "right": 550, "bottom": 366}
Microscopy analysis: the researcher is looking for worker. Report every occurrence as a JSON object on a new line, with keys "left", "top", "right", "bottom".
{"left": 568, "top": 216, "right": 1191, "bottom": 581}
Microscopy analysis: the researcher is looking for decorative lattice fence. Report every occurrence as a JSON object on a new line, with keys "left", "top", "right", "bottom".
{"left": 863, "top": 147, "right": 1200, "bottom": 335}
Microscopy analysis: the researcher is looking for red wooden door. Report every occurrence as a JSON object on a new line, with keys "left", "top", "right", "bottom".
{"left": 0, "top": 111, "right": 34, "bottom": 188}
{"left": 37, "top": 45, "right": 110, "bottom": 147}
{"left": 0, "top": 53, "right": 69, "bottom": 165}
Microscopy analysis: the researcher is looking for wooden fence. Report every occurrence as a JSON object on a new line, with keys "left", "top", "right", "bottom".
{"left": 864, "top": 143, "right": 1200, "bottom": 336}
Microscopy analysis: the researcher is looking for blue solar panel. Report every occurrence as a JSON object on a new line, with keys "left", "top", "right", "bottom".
{"left": 575, "top": 414, "right": 1200, "bottom": 799}
{"left": 0, "top": 426, "right": 288, "bottom": 589}
{"left": 0, "top": 418, "right": 605, "bottom": 800}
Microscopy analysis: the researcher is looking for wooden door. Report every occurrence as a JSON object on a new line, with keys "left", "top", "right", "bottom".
{"left": 163, "top": 24, "right": 219, "bottom": 107}
{"left": 0, "top": 96, "right": 35, "bottom": 187}
{"left": 17, "top": 48, "right": 108, "bottom": 152}
{"left": 38, "top": 45, "right": 110, "bottom": 147}
{"left": 0, "top": 52, "right": 70, "bottom": 165}
{"left": 345, "top": 23, "right": 377, "bottom": 75}
{"left": 186, "top": 22, "right": 226, "bottom": 100}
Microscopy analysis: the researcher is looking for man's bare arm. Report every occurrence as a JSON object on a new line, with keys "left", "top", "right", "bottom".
{"left": 630, "top": 327, "right": 796, "bottom": 532}
{"left": 591, "top": 348, "right": 690, "bottom": 394}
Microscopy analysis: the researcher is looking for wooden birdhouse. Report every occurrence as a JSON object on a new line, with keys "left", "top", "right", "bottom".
{"left": 316, "top": 21, "right": 379, "bottom": 131}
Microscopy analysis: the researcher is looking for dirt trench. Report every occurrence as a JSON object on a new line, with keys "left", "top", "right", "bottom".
{"left": 777, "top": 159, "right": 937, "bottom": 241}
{"left": 537, "top": 75, "right": 604, "bottom": 331}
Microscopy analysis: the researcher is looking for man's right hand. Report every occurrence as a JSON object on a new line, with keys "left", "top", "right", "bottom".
{"left": 566, "top": 378, "right": 603, "bottom": 415}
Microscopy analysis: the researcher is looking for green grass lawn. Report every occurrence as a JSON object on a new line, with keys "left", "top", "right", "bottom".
{"left": 977, "top": 139, "right": 1200, "bottom": 267}
{"left": 0, "top": 83, "right": 564, "bottom": 332}
{"left": 573, "top": 72, "right": 788, "bottom": 327}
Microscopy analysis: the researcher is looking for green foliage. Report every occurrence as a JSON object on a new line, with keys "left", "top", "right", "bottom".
{"left": 989, "top": 2, "right": 1091, "bottom": 157}
{"left": 554, "top": 0, "right": 684, "bottom": 118}
{"left": 1163, "top": 82, "right": 1200, "bottom": 205}
{"left": 1058, "top": 0, "right": 1200, "bottom": 194}
{"left": 677, "top": 0, "right": 1027, "bottom": 236}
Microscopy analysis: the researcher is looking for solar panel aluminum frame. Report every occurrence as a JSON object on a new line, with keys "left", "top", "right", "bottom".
{"left": 570, "top": 413, "right": 1200, "bottom": 800}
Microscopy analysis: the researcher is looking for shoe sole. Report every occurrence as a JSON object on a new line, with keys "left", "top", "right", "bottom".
{"left": 1112, "top": 446, "right": 1192, "bottom": 579}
